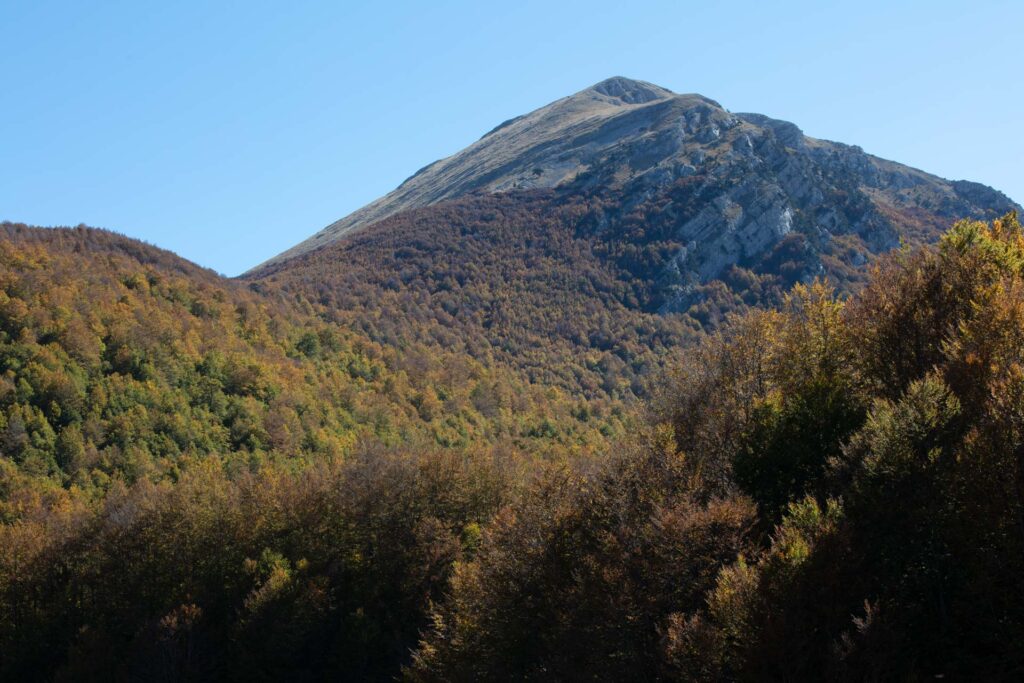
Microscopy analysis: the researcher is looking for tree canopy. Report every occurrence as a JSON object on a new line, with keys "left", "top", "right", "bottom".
{"left": 3, "top": 214, "right": 1024, "bottom": 680}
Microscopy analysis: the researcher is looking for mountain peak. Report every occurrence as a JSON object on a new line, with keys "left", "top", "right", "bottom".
{"left": 584, "top": 76, "right": 675, "bottom": 104}
{"left": 249, "top": 77, "right": 716, "bottom": 272}
{"left": 249, "top": 78, "right": 1019, "bottom": 275}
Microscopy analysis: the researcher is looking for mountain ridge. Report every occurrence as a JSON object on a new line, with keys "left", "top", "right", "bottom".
{"left": 249, "top": 76, "right": 1018, "bottom": 275}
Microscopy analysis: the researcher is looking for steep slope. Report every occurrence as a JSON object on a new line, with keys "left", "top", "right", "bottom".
{"left": 254, "top": 77, "right": 680, "bottom": 268}
{"left": 252, "top": 191, "right": 700, "bottom": 399}
{"left": 253, "top": 76, "right": 1019, "bottom": 278}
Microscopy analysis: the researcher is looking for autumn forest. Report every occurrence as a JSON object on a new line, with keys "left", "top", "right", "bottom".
{"left": 1, "top": 209, "right": 1023, "bottom": 679}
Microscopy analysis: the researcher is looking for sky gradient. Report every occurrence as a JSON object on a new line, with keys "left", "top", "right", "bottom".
{"left": 3, "top": 0, "right": 1022, "bottom": 275}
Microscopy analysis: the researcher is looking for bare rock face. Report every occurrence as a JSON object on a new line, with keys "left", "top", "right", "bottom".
{"left": 252, "top": 77, "right": 1020, "bottom": 282}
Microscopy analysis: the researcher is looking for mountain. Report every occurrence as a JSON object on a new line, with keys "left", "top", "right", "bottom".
{"left": 245, "top": 77, "right": 1018, "bottom": 399}
{"left": 253, "top": 76, "right": 1018, "bottom": 285}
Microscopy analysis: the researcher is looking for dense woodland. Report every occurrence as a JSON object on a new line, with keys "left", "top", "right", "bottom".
{"left": 254, "top": 190, "right": 697, "bottom": 399}
{"left": 252, "top": 185, "right": 890, "bottom": 401}
{"left": 252, "top": 177, "right": 992, "bottom": 406}
{"left": 0, "top": 222, "right": 623, "bottom": 485}
{"left": 3, "top": 213, "right": 1024, "bottom": 680}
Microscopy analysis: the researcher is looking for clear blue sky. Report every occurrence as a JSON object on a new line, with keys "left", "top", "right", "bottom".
{"left": 3, "top": 0, "right": 1021, "bottom": 276}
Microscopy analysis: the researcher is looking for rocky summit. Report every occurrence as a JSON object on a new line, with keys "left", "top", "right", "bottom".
{"left": 253, "top": 76, "right": 1019, "bottom": 290}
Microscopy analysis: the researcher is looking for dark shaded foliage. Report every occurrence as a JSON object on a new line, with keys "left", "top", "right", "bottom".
{"left": 0, "top": 445, "right": 513, "bottom": 681}
{"left": 409, "top": 213, "right": 1024, "bottom": 681}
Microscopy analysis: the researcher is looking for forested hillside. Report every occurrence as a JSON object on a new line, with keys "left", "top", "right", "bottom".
{"left": 0, "top": 222, "right": 622, "bottom": 507}
{"left": 4, "top": 214, "right": 1024, "bottom": 680}
{"left": 410, "top": 211, "right": 1024, "bottom": 680}
{"left": 0, "top": 221, "right": 617, "bottom": 680}
{"left": 252, "top": 190, "right": 698, "bottom": 398}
